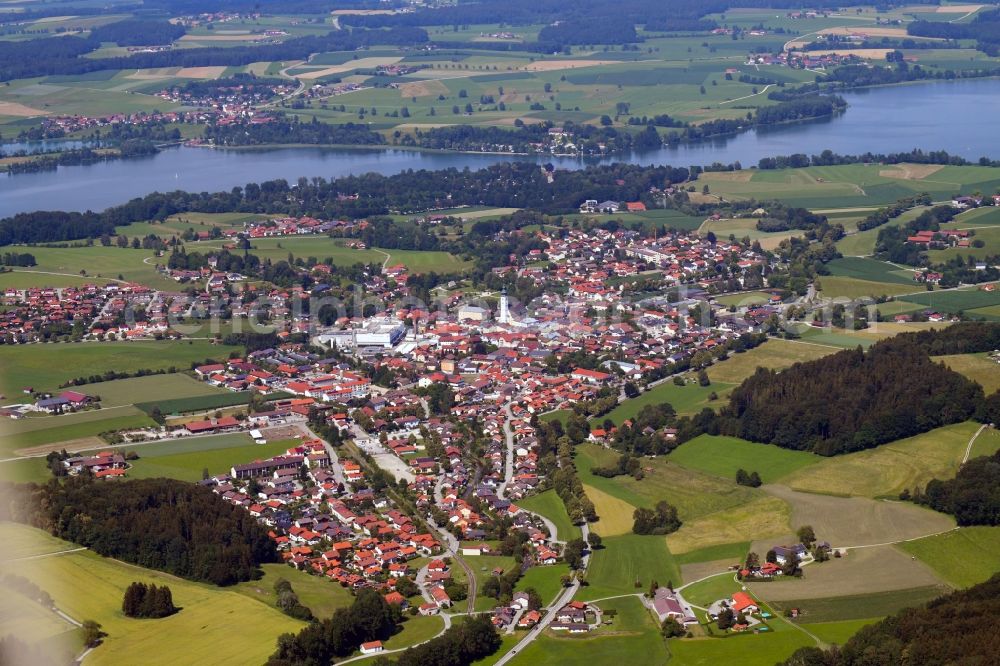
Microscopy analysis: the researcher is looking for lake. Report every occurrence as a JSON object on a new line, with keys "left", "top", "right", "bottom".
{"left": 2, "top": 78, "right": 999, "bottom": 218}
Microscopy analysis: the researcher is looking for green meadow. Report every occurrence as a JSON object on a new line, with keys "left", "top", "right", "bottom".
{"left": 0, "top": 341, "right": 239, "bottom": 398}
{"left": 669, "top": 435, "right": 820, "bottom": 484}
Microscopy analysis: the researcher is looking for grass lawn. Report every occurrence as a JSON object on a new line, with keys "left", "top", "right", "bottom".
{"left": 125, "top": 439, "right": 299, "bottom": 482}
{"left": 802, "top": 618, "right": 879, "bottom": 645}
{"left": 13, "top": 245, "right": 179, "bottom": 290}
{"left": 517, "top": 565, "right": 568, "bottom": 607}
{"left": 228, "top": 237, "right": 472, "bottom": 273}
{"left": 0, "top": 521, "right": 80, "bottom": 560}
{"left": 674, "top": 542, "right": 750, "bottom": 568}
{"left": 516, "top": 490, "right": 581, "bottom": 542}
{"left": 580, "top": 533, "right": 682, "bottom": 599}
{"left": 234, "top": 563, "right": 354, "bottom": 619}
{"left": 470, "top": 555, "right": 519, "bottom": 612}
{"left": 897, "top": 526, "right": 1000, "bottom": 589}
{"left": 0, "top": 406, "right": 156, "bottom": 455}
{"left": 781, "top": 421, "right": 983, "bottom": 498}
{"left": 0, "top": 340, "right": 240, "bottom": 398}
{"left": 0, "top": 525, "right": 304, "bottom": 666}
{"left": 82, "top": 373, "right": 230, "bottom": 408}
{"left": 679, "top": 573, "right": 742, "bottom": 608}
{"left": 933, "top": 353, "right": 1000, "bottom": 394}
{"left": 601, "top": 381, "right": 730, "bottom": 424}
{"left": 0, "top": 270, "right": 114, "bottom": 290}
{"left": 668, "top": 435, "right": 820, "bottom": 484}
{"left": 666, "top": 630, "right": 813, "bottom": 665}
{"left": 705, "top": 339, "right": 838, "bottom": 385}
{"left": 764, "top": 586, "right": 948, "bottom": 623}
{"left": 576, "top": 444, "right": 757, "bottom": 522}
{"left": 538, "top": 409, "right": 571, "bottom": 427}
{"left": 816, "top": 276, "right": 918, "bottom": 299}
{"left": 511, "top": 596, "right": 667, "bottom": 666}
{"left": 969, "top": 425, "right": 1000, "bottom": 459}
{"left": 714, "top": 291, "right": 774, "bottom": 307}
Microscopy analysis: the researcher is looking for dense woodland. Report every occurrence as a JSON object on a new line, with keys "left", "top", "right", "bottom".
{"left": 265, "top": 589, "right": 401, "bottom": 666}
{"left": 909, "top": 7, "right": 1000, "bottom": 55}
{"left": 391, "top": 616, "right": 502, "bottom": 666}
{"left": 914, "top": 449, "right": 1000, "bottom": 525}
{"left": 720, "top": 325, "right": 999, "bottom": 455}
{"left": 781, "top": 573, "right": 1000, "bottom": 665}
{"left": 1, "top": 477, "right": 278, "bottom": 585}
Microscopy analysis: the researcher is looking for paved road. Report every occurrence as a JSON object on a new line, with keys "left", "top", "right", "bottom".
{"left": 495, "top": 521, "right": 590, "bottom": 666}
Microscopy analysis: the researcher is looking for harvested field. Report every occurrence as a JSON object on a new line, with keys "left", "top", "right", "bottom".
{"left": 583, "top": 483, "right": 637, "bottom": 537}
{"left": 878, "top": 163, "right": 944, "bottom": 180}
{"left": 819, "top": 27, "right": 918, "bottom": 38}
{"left": 296, "top": 57, "right": 402, "bottom": 80}
{"left": 331, "top": 8, "right": 401, "bottom": 14}
{"left": 748, "top": 546, "right": 946, "bottom": 601}
{"left": 680, "top": 559, "right": 740, "bottom": 584}
{"left": 0, "top": 101, "right": 47, "bottom": 117}
{"left": 126, "top": 68, "right": 176, "bottom": 80}
{"left": 179, "top": 34, "right": 269, "bottom": 42}
{"left": 398, "top": 79, "right": 449, "bottom": 98}
{"left": 699, "top": 171, "right": 754, "bottom": 183}
{"left": 518, "top": 59, "right": 616, "bottom": 72}
{"left": 780, "top": 422, "right": 979, "bottom": 498}
{"left": 14, "top": 436, "right": 105, "bottom": 456}
{"left": 760, "top": 485, "right": 956, "bottom": 547}
{"left": 936, "top": 4, "right": 983, "bottom": 12}
{"left": 666, "top": 495, "right": 791, "bottom": 554}
{"left": 802, "top": 48, "right": 896, "bottom": 59}
{"left": 176, "top": 66, "right": 228, "bottom": 78}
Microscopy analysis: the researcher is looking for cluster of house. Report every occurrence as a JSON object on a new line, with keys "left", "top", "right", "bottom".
{"left": 193, "top": 349, "right": 372, "bottom": 401}
{"left": 233, "top": 216, "right": 360, "bottom": 239}
{"left": 748, "top": 50, "right": 861, "bottom": 69}
{"left": 0, "top": 282, "right": 157, "bottom": 343}
{"left": 209, "top": 439, "right": 450, "bottom": 606}
{"left": 37, "top": 110, "right": 205, "bottom": 137}
{"left": 170, "top": 11, "right": 262, "bottom": 27}
{"left": 155, "top": 79, "right": 296, "bottom": 111}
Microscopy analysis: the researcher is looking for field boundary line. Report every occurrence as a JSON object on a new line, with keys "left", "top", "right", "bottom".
{"left": 4, "top": 546, "right": 87, "bottom": 563}
{"left": 961, "top": 424, "right": 989, "bottom": 464}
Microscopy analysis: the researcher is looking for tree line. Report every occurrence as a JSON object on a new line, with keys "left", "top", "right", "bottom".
{"left": 912, "top": 448, "right": 1000, "bottom": 525}
{"left": 1, "top": 477, "right": 278, "bottom": 586}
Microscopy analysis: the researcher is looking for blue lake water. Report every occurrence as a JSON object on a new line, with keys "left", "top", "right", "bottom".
{"left": 1, "top": 78, "right": 998, "bottom": 217}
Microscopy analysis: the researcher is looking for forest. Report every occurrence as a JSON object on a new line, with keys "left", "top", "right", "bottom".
{"left": 914, "top": 449, "right": 1000, "bottom": 525}
{"left": 908, "top": 7, "right": 1000, "bottom": 55}
{"left": 205, "top": 117, "right": 385, "bottom": 147}
{"left": 1, "top": 477, "right": 278, "bottom": 585}
{"left": 265, "top": 589, "right": 401, "bottom": 665}
{"left": 721, "top": 330, "right": 990, "bottom": 455}
{"left": 392, "top": 616, "right": 501, "bottom": 666}
{"left": 780, "top": 573, "right": 1000, "bottom": 665}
